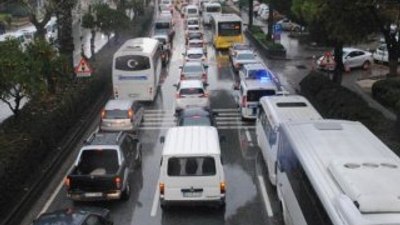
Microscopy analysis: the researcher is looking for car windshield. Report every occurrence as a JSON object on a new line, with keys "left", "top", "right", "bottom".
{"left": 206, "top": 6, "right": 221, "bottom": 12}
{"left": 155, "top": 22, "right": 170, "bottom": 29}
{"left": 247, "top": 89, "right": 276, "bottom": 102}
{"left": 183, "top": 65, "right": 203, "bottom": 73}
{"left": 248, "top": 69, "right": 268, "bottom": 79}
{"left": 104, "top": 109, "right": 129, "bottom": 119}
{"left": 237, "top": 53, "right": 255, "bottom": 60}
{"left": 188, "top": 8, "right": 198, "bottom": 14}
{"left": 180, "top": 116, "right": 212, "bottom": 126}
{"left": 188, "top": 33, "right": 202, "bottom": 39}
{"left": 234, "top": 45, "right": 250, "bottom": 51}
{"left": 188, "top": 20, "right": 199, "bottom": 25}
{"left": 180, "top": 88, "right": 204, "bottom": 95}
{"left": 35, "top": 212, "right": 86, "bottom": 225}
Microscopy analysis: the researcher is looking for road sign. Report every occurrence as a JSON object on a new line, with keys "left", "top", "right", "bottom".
{"left": 74, "top": 57, "right": 93, "bottom": 77}
{"left": 273, "top": 24, "right": 283, "bottom": 34}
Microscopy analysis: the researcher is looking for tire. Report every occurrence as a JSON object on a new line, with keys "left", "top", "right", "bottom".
{"left": 362, "top": 61, "right": 371, "bottom": 70}
{"left": 121, "top": 184, "right": 131, "bottom": 201}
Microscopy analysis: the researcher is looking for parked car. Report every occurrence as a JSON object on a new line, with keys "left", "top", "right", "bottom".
{"left": 65, "top": 132, "right": 142, "bottom": 201}
{"left": 316, "top": 47, "right": 373, "bottom": 71}
{"left": 231, "top": 50, "right": 259, "bottom": 72}
{"left": 372, "top": 44, "right": 399, "bottom": 64}
{"left": 180, "top": 61, "right": 209, "bottom": 83}
{"left": 32, "top": 207, "right": 113, "bottom": 225}
{"left": 174, "top": 80, "right": 210, "bottom": 111}
{"left": 99, "top": 99, "right": 144, "bottom": 134}
{"left": 276, "top": 18, "right": 301, "bottom": 31}
{"left": 238, "top": 63, "right": 278, "bottom": 82}
{"left": 175, "top": 107, "right": 217, "bottom": 126}
{"left": 183, "top": 47, "right": 207, "bottom": 62}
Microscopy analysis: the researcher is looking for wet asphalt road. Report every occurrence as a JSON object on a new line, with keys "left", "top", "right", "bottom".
{"left": 25, "top": 8, "right": 307, "bottom": 225}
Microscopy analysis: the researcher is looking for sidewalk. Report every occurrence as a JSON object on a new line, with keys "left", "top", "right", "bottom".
{"left": 226, "top": 1, "right": 397, "bottom": 121}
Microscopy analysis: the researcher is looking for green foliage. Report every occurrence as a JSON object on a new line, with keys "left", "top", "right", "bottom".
{"left": 372, "top": 78, "right": 400, "bottom": 114}
{"left": 89, "top": 3, "right": 131, "bottom": 37}
{"left": 249, "top": 26, "right": 285, "bottom": 50}
{"left": 0, "top": 38, "right": 45, "bottom": 115}
{"left": 82, "top": 13, "right": 95, "bottom": 29}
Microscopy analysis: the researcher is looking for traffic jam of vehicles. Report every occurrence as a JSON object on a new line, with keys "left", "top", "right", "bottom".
{"left": 30, "top": 0, "right": 400, "bottom": 225}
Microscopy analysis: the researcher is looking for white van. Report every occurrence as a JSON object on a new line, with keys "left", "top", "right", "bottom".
{"left": 158, "top": 126, "right": 226, "bottom": 208}
{"left": 256, "top": 95, "right": 322, "bottom": 185}
{"left": 202, "top": 2, "right": 221, "bottom": 25}
{"left": 185, "top": 5, "right": 200, "bottom": 18}
{"left": 234, "top": 79, "right": 279, "bottom": 119}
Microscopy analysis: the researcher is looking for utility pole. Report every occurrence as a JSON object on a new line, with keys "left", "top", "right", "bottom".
{"left": 248, "top": 0, "right": 253, "bottom": 28}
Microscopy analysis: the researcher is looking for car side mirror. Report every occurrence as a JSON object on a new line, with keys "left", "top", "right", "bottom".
{"left": 160, "top": 136, "right": 165, "bottom": 143}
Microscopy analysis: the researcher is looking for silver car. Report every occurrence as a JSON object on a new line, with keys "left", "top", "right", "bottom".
{"left": 100, "top": 99, "right": 144, "bottom": 134}
{"left": 231, "top": 50, "right": 259, "bottom": 72}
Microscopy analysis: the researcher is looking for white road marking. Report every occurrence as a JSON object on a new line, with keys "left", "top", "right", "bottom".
{"left": 142, "top": 121, "right": 176, "bottom": 126}
{"left": 216, "top": 121, "right": 253, "bottom": 125}
{"left": 150, "top": 186, "right": 160, "bottom": 217}
{"left": 245, "top": 128, "right": 254, "bottom": 147}
{"left": 257, "top": 175, "right": 274, "bottom": 217}
{"left": 217, "top": 112, "right": 242, "bottom": 116}
{"left": 215, "top": 116, "right": 242, "bottom": 121}
{"left": 39, "top": 165, "right": 75, "bottom": 216}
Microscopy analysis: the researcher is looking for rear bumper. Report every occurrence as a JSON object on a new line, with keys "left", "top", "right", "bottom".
{"left": 67, "top": 190, "right": 122, "bottom": 201}
{"left": 160, "top": 196, "right": 225, "bottom": 206}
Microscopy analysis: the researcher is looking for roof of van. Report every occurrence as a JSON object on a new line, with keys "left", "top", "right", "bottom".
{"left": 259, "top": 95, "right": 322, "bottom": 128}
{"left": 282, "top": 119, "right": 400, "bottom": 222}
{"left": 105, "top": 99, "right": 133, "bottom": 110}
{"left": 114, "top": 38, "right": 159, "bottom": 57}
{"left": 162, "top": 126, "right": 220, "bottom": 156}
{"left": 186, "top": 4, "right": 199, "bottom": 9}
{"left": 204, "top": 2, "right": 221, "bottom": 7}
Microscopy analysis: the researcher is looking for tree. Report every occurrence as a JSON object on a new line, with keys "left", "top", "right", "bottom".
{"left": 25, "top": 39, "right": 70, "bottom": 94}
{"left": 57, "top": 0, "right": 77, "bottom": 72}
{"left": 0, "top": 38, "right": 45, "bottom": 118}
{"left": 292, "top": 0, "right": 377, "bottom": 84}
{"left": 82, "top": 9, "right": 96, "bottom": 58}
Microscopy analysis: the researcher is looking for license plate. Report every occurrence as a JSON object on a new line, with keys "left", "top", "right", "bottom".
{"left": 85, "top": 192, "right": 102, "bottom": 197}
{"left": 183, "top": 192, "right": 202, "bottom": 197}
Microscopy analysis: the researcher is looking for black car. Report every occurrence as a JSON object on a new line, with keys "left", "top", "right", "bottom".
{"left": 32, "top": 207, "right": 113, "bottom": 225}
{"left": 176, "top": 107, "right": 217, "bottom": 126}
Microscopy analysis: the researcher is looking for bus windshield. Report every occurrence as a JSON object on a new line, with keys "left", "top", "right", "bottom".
{"left": 115, "top": 55, "right": 150, "bottom": 71}
{"left": 218, "top": 22, "right": 241, "bottom": 36}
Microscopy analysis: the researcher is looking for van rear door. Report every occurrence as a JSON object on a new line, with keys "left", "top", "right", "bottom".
{"left": 163, "top": 156, "right": 222, "bottom": 201}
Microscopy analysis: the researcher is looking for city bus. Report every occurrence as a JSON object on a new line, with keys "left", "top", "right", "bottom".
{"left": 210, "top": 13, "right": 244, "bottom": 50}
{"left": 277, "top": 119, "right": 400, "bottom": 225}
{"left": 112, "top": 38, "right": 162, "bottom": 101}
{"left": 256, "top": 95, "right": 322, "bottom": 185}
{"left": 202, "top": 2, "right": 221, "bottom": 25}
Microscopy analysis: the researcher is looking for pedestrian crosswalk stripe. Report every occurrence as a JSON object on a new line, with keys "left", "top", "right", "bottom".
{"left": 138, "top": 125, "right": 255, "bottom": 130}
{"left": 215, "top": 117, "right": 242, "bottom": 121}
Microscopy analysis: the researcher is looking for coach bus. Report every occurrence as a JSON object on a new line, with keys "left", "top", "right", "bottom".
{"left": 112, "top": 38, "right": 162, "bottom": 101}
{"left": 210, "top": 13, "right": 244, "bottom": 50}
{"left": 276, "top": 119, "right": 400, "bottom": 225}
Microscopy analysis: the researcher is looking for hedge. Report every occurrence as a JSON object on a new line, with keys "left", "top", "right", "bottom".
{"left": 300, "top": 71, "right": 400, "bottom": 152}
{"left": 372, "top": 78, "right": 400, "bottom": 114}
{"left": 248, "top": 26, "right": 285, "bottom": 50}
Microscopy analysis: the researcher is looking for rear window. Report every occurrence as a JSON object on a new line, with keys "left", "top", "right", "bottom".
{"left": 183, "top": 65, "right": 203, "bottom": 73}
{"left": 115, "top": 55, "right": 150, "bottom": 71}
{"left": 180, "top": 116, "right": 212, "bottom": 126}
{"left": 188, "top": 33, "right": 203, "bottom": 39}
{"left": 104, "top": 109, "right": 129, "bottom": 119}
{"left": 188, "top": 8, "right": 198, "bottom": 14}
{"left": 276, "top": 102, "right": 307, "bottom": 107}
{"left": 237, "top": 53, "right": 255, "bottom": 60}
{"left": 247, "top": 90, "right": 275, "bottom": 102}
{"left": 188, "top": 20, "right": 199, "bottom": 25}
{"left": 180, "top": 88, "right": 204, "bottom": 95}
{"left": 206, "top": 6, "right": 221, "bottom": 12}
{"left": 167, "top": 157, "right": 216, "bottom": 176}
{"left": 35, "top": 213, "right": 86, "bottom": 225}
{"left": 189, "top": 43, "right": 203, "bottom": 48}
{"left": 188, "top": 53, "right": 203, "bottom": 59}
{"left": 155, "top": 22, "right": 171, "bottom": 29}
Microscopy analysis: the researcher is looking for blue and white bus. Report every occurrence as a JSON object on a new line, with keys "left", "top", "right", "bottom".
{"left": 112, "top": 38, "right": 162, "bottom": 101}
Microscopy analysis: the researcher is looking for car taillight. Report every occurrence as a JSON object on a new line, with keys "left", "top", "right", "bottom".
{"left": 242, "top": 96, "right": 247, "bottom": 107}
{"left": 220, "top": 182, "right": 226, "bottom": 194}
{"left": 114, "top": 176, "right": 122, "bottom": 189}
{"left": 101, "top": 109, "right": 106, "bottom": 118}
{"left": 64, "top": 177, "right": 71, "bottom": 188}
{"left": 159, "top": 182, "right": 165, "bottom": 195}
{"left": 128, "top": 109, "right": 134, "bottom": 118}
{"left": 202, "top": 73, "right": 207, "bottom": 81}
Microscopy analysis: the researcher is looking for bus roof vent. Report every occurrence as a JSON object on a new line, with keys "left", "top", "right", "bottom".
{"left": 329, "top": 159, "right": 400, "bottom": 213}
{"left": 313, "top": 122, "right": 342, "bottom": 130}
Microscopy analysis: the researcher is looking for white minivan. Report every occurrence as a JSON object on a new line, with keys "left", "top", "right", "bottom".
{"left": 158, "top": 126, "right": 226, "bottom": 208}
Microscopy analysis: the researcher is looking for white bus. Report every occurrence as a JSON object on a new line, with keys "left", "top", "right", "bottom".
{"left": 277, "top": 119, "right": 400, "bottom": 225}
{"left": 202, "top": 2, "right": 221, "bottom": 25}
{"left": 256, "top": 95, "right": 322, "bottom": 185}
{"left": 112, "top": 38, "right": 162, "bottom": 101}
